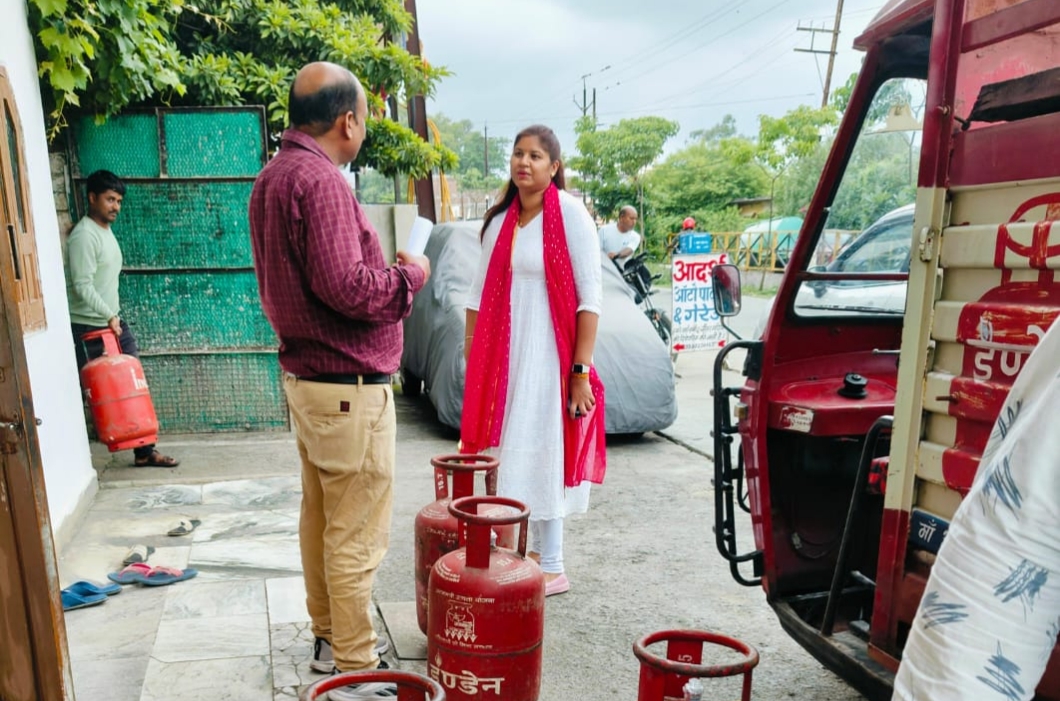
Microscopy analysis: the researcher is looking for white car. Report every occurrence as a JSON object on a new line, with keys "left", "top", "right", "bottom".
{"left": 796, "top": 204, "right": 914, "bottom": 318}
{"left": 754, "top": 204, "right": 914, "bottom": 336}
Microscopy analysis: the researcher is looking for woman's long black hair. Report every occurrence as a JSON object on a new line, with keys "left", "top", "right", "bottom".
{"left": 481, "top": 124, "right": 567, "bottom": 237}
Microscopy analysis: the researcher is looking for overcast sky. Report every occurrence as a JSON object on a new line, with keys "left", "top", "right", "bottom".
{"left": 416, "top": 0, "right": 890, "bottom": 160}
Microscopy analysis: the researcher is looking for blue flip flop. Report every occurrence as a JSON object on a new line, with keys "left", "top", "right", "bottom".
{"left": 61, "top": 588, "right": 107, "bottom": 611}
{"left": 66, "top": 580, "right": 122, "bottom": 597}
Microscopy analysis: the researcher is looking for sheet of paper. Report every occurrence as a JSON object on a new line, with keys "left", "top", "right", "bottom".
{"left": 406, "top": 217, "right": 434, "bottom": 257}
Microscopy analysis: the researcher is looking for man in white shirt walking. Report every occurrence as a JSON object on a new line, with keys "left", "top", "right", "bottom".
{"left": 599, "top": 206, "right": 640, "bottom": 267}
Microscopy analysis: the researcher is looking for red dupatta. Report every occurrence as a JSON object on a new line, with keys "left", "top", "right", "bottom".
{"left": 461, "top": 183, "right": 606, "bottom": 487}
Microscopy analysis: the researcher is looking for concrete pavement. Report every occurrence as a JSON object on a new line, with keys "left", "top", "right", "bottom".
{"left": 63, "top": 295, "right": 863, "bottom": 700}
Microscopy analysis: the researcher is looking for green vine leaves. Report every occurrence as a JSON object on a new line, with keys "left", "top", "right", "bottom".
{"left": 27, "top": 0, "right": 455, "bottom": 177}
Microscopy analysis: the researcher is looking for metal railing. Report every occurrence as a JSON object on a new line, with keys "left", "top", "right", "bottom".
{"left": 669, "top": 230, "right": 857, "bottom": 273}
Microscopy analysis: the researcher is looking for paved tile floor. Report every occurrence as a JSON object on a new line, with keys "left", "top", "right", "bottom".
{"left": 59, "top": 476, "right": 365, "bottom": 701}
{"left": 60, "top": 375, "right": 866, "bottom": 701}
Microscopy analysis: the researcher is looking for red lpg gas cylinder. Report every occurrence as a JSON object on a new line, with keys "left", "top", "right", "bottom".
{"left": 79, "top": 329, "right": 159, "bottom": 452}
{"left": 633, "top": 629, "right": 759, "bottom": 701}
{"left": 427, "top": 496, "right": 543, "bottom": 701}
{"left": 299, "top": 669, "right": 444, "bottom": 701}
{"left": 415, "top": 454, "right": 516, "bottom": 634}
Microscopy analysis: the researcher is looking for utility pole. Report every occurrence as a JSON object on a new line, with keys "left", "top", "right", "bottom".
{"left": 795, "top": 0, "right": 845, "bottom": 108}
{"left": 822, "top": 0, "right": 845, "bottom": 109}
{"left": 403, "top": 0, "right": 437, "bottom": 222}
{"left": 574, "top": 65, "right": 610, "bottom": 118}
{"left": 574, "top": 80, "right": 591, "bottom": 117}
{"left": 483, "top": 123, "right": 488, "bottom": 176}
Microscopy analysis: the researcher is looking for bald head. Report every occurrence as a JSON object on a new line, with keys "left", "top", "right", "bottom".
{"left": 289, "top": 62, "right": 363, "bottom": 136}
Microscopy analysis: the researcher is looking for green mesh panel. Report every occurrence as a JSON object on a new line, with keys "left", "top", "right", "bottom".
{"left": 140, "top": 353, "right": 288, "bottom": 432}
{"left": 120, "top": 271, "right": 274, "bottom": 351}
{"left": 113, "top": 181, "right": 255, "bottom": 268}
{"left": 74, "top": 115, "right": 160, "bottom": 178}
{"left": 72, "top": 107, "right": 283, "bottom": 433}
{"left": 164, "top": 111, "right": 266, "bottom": 177}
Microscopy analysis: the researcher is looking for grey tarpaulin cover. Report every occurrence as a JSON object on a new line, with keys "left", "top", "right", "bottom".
{"left": 401, "top": 221, "right": 677, "bottom": 434}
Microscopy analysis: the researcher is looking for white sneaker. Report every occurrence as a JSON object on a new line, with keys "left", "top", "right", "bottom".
{"left": 310, "top": 636, "right": 390, "bottom": 674}
{"left": 326, "top": 661, "right": 398, "bottom": 700}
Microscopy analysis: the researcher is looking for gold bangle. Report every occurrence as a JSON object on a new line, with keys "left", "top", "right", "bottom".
{"left": 571, "top": 372, "right": 589, "bottom": 380}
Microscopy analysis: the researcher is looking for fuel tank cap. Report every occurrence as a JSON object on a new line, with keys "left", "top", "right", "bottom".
{"left": 838, "top": 373, "right": 868, "bottom": 399}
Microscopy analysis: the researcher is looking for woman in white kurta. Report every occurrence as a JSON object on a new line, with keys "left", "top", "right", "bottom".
{"left": 462, "top": 125, "right": 604, "bottom": 597}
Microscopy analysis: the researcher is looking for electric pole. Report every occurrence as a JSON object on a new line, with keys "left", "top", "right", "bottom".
{"left": 574, "top": 80, "right": 591, "bottom": 117}
{"left": 822, "top": 0, "right": 845, "bottom": 109}
{"left": 574, "top": 65, "right": 611, "bottom": 118}
{"left": 795, "top": 0, "right": 845, "bottom": 108}
{"left": 403, "top": 0, "right": 437, "bottom": 222}
{"left": 484, "top": 123, "right": 489, "bottom": 176}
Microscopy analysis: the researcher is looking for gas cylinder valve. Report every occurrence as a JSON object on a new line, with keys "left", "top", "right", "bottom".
{"left": 838, "top": 373, "right": 868, "bottom": 399}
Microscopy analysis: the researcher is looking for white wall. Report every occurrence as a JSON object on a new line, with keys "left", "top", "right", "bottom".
{"left": 2, "top": 0, "right": 97, "bottom": 545}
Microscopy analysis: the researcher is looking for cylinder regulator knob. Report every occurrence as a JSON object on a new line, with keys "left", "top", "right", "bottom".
{"left": 838, "top": 373, "right": 868, "bottom": 399}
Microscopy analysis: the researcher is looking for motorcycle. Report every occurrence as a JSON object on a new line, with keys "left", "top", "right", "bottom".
{"left": 613, "top": 252, "right": 674, "bottom": 359}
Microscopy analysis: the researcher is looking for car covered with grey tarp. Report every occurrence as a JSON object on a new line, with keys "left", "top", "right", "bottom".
{"left": 401, "top": 220, "right": 677, "bottom": 435}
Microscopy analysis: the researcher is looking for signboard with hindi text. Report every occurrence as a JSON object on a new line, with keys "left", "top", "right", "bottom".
{"left": 671, "top": 253, "right": 728, "bottom": 353}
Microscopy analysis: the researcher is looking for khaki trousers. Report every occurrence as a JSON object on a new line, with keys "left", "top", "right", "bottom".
{"left": 284, "top": 374, "right": 395, "bottom": 672}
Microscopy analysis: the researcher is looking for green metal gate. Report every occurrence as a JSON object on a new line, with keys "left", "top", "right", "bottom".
{"left": 70, "top": 107, "right": 287, "bottom": 432}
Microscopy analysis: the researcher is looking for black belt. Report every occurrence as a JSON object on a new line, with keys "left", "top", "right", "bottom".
{"left": 297, "top": 373, "right": 391, "bottom": 385}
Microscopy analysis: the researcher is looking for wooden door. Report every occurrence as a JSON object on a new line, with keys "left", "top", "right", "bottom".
{"left": 0, "top": 67, "right": 69, "bottom": 700}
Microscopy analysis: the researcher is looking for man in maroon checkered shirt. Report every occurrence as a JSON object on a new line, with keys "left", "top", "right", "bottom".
{"left": 249, "top": 62, "right": 430, "bottom": 700}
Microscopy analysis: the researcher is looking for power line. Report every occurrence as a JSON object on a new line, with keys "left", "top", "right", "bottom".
{"left": 649, "top": 27, "right": 800, "bottom": 107}
{"left": 481, "top": 92, "right": 817, "bottom": 127}
{"left": 511, "top": 2, "right": 752, "bottom": 121}
{"left": 602, "top": 1, "right": 752, "bottom": 78}
{"left": 607, "top": 0, "right": 797, "bottom": 92}
{"left": 798, "top": 2, "right": 878, "bottom": 22}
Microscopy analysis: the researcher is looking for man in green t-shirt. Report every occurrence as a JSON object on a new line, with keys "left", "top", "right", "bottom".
{"left": 65, "top": 170, "right": 179, "bottom": 468}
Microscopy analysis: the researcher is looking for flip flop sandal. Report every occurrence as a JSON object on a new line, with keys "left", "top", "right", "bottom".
{"left": 167, "top": 519, "right": 201, "bottom": 537}
{"left": 139, "top": 565, "right": 198, "bottom": 587}
{"left": 66, "top": 580, "right": 122, "bottom": 597}
{"left": 107, "top": 562, "right": 153, "bottom": 585}
{"left": 61, "top": 588, "right": 107, "bottom": 611}
{"left": 121, "top": 544, "right": 155, "bottom": 566}
{"left": 133, "top": 452, "right": 180, "bottom": 468}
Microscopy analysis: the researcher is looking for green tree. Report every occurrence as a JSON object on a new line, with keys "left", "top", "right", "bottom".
{"left": 773, "top": 138, "right": 829, "bottom": 217}
{"left": 756, "top": 104, "right": 837, "bottom": 176}
{"left": 357, "top": 168, "right": 397, "bottom": 204}
{"left": 645, "top": 136, "right": 765, "bottom": 217}
{"left": 749, "top": 104, "right": 837, "bottom": 284}
{"left": 832, "top": 72, "right": 916, "bottom": 127}
{"left": 778, "top": 77, "right": 921, "bottom": 224}
{"left": 430, "top": 114, "right": 508, "bottom": 191}
{"left": 827, "top": 131, "right": 917, "bottom": 230}
{"left": 754, "top": 103, "right": 838, "bottom": 223}
{"left": 28, "top": 0, "right": 455, "bottom": 177}
{"left": 569, "top": 114, "right": 679, "bottom": 225}
{"left": 688, "top": 114, "right": 737, "bottom": 144}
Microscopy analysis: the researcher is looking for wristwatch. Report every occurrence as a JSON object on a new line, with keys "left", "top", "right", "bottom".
{"left": 571, "top": 363, "right": 591, "bottom": 375}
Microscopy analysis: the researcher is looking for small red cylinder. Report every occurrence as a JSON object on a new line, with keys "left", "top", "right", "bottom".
{"left": 633, "top": 629, "right": 759, "bottom": 701}
{"left": 79, "top": 329, "right": 159, "bottom": 452}
{"left": 427, "top": 496, "right": 543, "bottom": 701}
{"left": 414, "top": 454, "right": 514, "bottom": 634}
